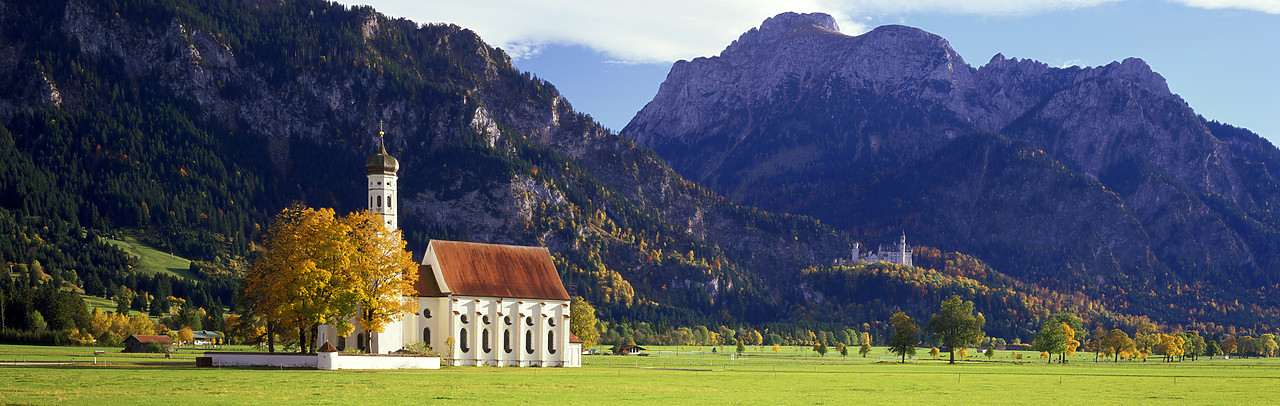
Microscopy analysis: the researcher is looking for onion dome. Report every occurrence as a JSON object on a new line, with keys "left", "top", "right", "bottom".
{"left": 366, "top": 145, "right": 399, "bottom": 174}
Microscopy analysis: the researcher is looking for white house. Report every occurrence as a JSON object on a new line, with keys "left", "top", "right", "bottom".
{"left": 315, "top": 129, "right": 580, "bottom": 367}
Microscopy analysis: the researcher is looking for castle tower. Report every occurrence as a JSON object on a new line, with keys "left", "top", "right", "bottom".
{"left": 899, "top": 232, "right": 912, "bottom": 267}
{"left": 366, "top": 122, "right": 399, "bottom": 231}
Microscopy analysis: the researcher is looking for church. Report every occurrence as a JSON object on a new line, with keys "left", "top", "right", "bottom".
{"left": 316, "top": 129, "right": 582, "bottom": 367}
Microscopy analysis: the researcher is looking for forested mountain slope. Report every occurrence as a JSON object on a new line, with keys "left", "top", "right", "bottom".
{"left": 0, "top": 1, "right": 1267, "bottom": 340}
{"left": 625, "top": 12, "right": 1280, "bottom": 332}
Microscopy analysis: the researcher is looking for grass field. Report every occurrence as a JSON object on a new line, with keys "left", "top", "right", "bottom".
{"left": 104, "top": 235, "right": 196, "bottom": 280}
{"left": 2, "top": 344, "right": 1277, "bottom": 405}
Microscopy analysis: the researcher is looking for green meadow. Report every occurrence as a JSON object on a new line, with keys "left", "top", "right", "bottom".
{"left": 2, "top": 345, "right": 1277, "bottom": 405}
{"left": 104, "top": 236, "right": 196, "bottom": 280}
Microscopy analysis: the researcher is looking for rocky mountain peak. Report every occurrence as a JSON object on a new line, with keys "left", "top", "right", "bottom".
{"left": 723, "top": 12, "right": 840, "bottom": 54}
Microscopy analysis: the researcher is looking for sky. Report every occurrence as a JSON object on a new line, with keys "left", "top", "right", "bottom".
{"left": 337, "top": 0, "right": 1280, "bottom": 143}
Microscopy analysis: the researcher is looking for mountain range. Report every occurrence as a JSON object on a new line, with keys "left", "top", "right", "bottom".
{"left": 1, "top": 2, "right": 1276, "bottom": 338}
{"left": 625, "top": 12, "right": 1280, "bottom": 328}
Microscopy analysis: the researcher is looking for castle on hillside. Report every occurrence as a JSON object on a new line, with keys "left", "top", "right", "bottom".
{"left": 834, "top": 232, "right": 913, "bottom": 267}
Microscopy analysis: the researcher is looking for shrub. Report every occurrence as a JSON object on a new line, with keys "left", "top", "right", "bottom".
{"left": 397, "top": 341, "right": 438, "bottom": 356}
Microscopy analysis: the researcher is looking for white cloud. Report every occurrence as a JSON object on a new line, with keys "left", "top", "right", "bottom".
{"left": 340, "top": 0, "right": 1124, "bottom": 64}
{"left": 1171, "top": 0, "right": 1280, "bottom": 14}
{"left": 844, "top": 0, "right": 1119, "bottom": 15}
{"left": 347, "top": 0, "right": 863, "bottom": 63}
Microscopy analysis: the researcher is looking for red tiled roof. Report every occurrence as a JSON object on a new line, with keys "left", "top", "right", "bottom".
{"left": 128, "top": 335, "right": 175, "bottom": 344}
{"left": 569, "top": 332, "right": 583, "bottom": 343}
{"left": 423, "top": 240, "right": 570, "bottom": 301}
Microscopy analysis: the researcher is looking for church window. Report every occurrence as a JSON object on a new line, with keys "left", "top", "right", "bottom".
{"left": 526, "top": 331, "right": 535, "bottom": 354}
{"left": 423, "top": 308, "right": 432, "bottom": 318}
{"left": 460, "top": 314, "right": 469, "bottom": 324}
{"left": 337, "top": 336, "right": 346, "bottom": 351}
{"left": 356, "top": 333, "right": 365, "bottom": 351}
{"left": 370, "top": 196, "right": 373, "bottom": 207}
{"left": 504, "top": 316, "right": 512, "bottom": 325}
{"left": 526, "top": 317, "right": 534, "bottom": 326}
{"left": 377, "top": 195, "right": 382, "bottom": 207}
{"left": 388, "top": 195, "right": 392, "bottom": 209}
{"left": 482, "top": 315, "right": 490, "bottom": 325}
{"left": 482, "top": 329, "right": 492, "bottom": 353}
{"left": 547, "top": 331, "right": 556, "bottom": 354}
{"left": 548, "top": 318, "right": 556, "bottom": 327}
{"left": 460, "top": 328, "right": 470, "bottom": 353}
{"left": 504, "top": 330, "right": 512, "bottom": 353}
{"left": 423, "top": 328, "right": 431, "bottom": 344}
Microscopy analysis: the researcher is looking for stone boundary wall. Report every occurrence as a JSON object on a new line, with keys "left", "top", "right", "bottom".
{"left": 204, "top": 352, "right": 440, "bottom": 370}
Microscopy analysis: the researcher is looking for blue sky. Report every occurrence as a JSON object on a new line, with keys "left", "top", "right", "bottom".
{"left": 341, "top": 0, "right": 1279, "bottom": 143}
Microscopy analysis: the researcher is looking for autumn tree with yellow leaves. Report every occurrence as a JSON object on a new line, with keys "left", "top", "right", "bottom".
{"left": 345, "top": 211, "right": 419, "bottom": 352}
{"left": 242, "top": 205, "right": 417, "bottom": 353}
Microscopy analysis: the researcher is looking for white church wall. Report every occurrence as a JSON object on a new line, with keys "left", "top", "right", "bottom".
{"left": 431, "top": 295, "right": 572, "bottom": 367}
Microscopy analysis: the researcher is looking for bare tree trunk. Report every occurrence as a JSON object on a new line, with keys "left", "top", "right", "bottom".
{"left": 310, "top": 324, "right": 320, "bottom": 353}
{"left": 299, "top": 325, "right": 308, "bottom": 353}
{"left": 267, "top": 319, "right": 275, "bottom": 353}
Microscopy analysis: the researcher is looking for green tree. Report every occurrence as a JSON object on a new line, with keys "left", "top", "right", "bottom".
{"left": 569, "top": 297, "right": 600, "bottom": 348}
{"left": 1260, "top": 334, "right": 1279, "bottom": 357}
{"left": 1205, "top": 340, "right": 1222, "bottom": 358}
{"left": 985, "top": 347, "right": 996, "bottom": 359}
{"left": 930, "top": 347, "right": 940, "bottom": 358}
{"left": 737, "top": 341, "right": 746, "bottom": 354}
{"left": 814, "top": 342, "right": 827, "bottom": 357}
{"left": 859, "top": 342, "right": 872, "bottom": 357}
{"left": 928, "top": 295, "right": 985, "bottom": 364}
{"left": 887, "top": 312, "right": 918, "bottom": 363}
{"left": 1035, "top": 320, "right": 1068, "bottom": 364}
{"left": 114, "top": 293, "right": 131, "bottom": 315}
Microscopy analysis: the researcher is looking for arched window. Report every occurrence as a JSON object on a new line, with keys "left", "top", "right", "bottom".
{"left": 548, "top": 318, "right": 556, "bottom": 327}
{"left": 547, "top": 331, "right": 557, "bottom": 354}
{"left": 482, "top": 329, "right": 491, "bottom": 353}
{"left": 526, "top": 317, "right": 534, "bottom": 327}
{"left": 483, "top": 315, "right": 490, "bottom": 325}
{"left": 460, "top": 314, "right": 469, "bottom": 324}
{"left": 369, "top": 196, "right": 374, "bottom": 207}
{"left": 337, "top": 336, "right": 346, "bottom": 351}
{"left": 388, "top": 195, "right": 393, "bottom": 209}
{"left": 423, "top": 308, "right": 432, "bottom": 318}
{"left": 423, "top": 328, "right": 431, "bottom": 344}
{"left": 460, "top": 328, "right": 470, "bottom": 353}
{"left": 504, "top": 330, "right": 512, "bottom": 353}
{"left": 504, "top": 316, "right": 512, "bottom": 325}
{"left": 356, "top": 333, "right": 365, "bottom": 351}
{"left": 377, "top": 195, "right": 382, "bottom": 208}
{"left": 526, "top": 330, "right": 535, "bottom": 354}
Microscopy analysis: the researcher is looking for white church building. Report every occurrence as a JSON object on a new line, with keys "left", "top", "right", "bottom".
{"left": 316, "top": 129, "right": 581, "bottom": 367}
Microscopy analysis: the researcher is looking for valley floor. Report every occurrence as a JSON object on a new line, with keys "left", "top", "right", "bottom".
{"left": 0, "top": 345, "right": 1274, "bottom": 405}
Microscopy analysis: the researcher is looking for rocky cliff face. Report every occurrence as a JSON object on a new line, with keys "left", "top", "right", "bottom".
{"left": 0, "top": 0, "right": 856, "bottom": 321}
{"left": 625, "top": 12, "right": 1280, "bottom": 314}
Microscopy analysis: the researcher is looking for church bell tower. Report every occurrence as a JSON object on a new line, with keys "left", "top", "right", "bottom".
{"left": 365, "top": 121, "right": 399, "bottom": 231}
